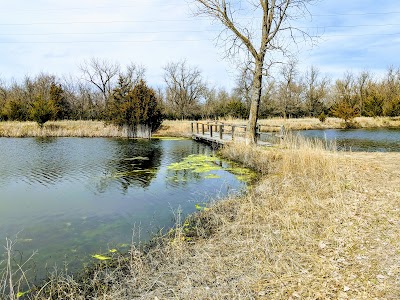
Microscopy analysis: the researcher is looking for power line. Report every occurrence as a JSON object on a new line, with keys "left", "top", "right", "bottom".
{"left": 0, "top": 30, "right": 220, "bottom": 36}
{"left": 1, "top": 31, "right": 400, "bottom": 44}
{"left": 0, "top": 39, "right": 211, "bottom": 44}
{"left": 0, "top": 2, "right": 187, "bottom": 13}
{"left": 1, "top": 22, "right": 400, "bottom": 36}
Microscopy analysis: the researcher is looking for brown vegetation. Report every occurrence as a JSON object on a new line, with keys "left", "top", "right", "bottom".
{"left": 0, "top": 121, "right": 122, "bottom": 138}
{"left": 1, "top": 133, "right": 397, "bottom": 299}
{"left": 1, "top": 117, "right": 400, "bottom": 138}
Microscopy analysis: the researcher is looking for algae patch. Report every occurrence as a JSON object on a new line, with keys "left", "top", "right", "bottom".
{"left": 166, "top": 154, "right": 256, "bottom": 183}
{"left": 92, "top": 254, "right": 111, "bottom": 261}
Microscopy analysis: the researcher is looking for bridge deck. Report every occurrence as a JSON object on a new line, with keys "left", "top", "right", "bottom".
{"left": 192, "top": 132, "right": 274, "bottom": 147}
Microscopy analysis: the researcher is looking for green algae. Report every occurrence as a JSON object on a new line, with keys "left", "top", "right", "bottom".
{"left": 225, "top": 166, "right": 257, "bottom": 183}
{"left": 92, "top": 254, "right": 111, "bottom": 261}
{"left": 204, "top": 173, "right": 221, "bottom": 179}
{"left": 167, "top": 154, "right": 220, "bottom": 173}
{"left": 167, "top": 154, "right": 256, "bottom": 184}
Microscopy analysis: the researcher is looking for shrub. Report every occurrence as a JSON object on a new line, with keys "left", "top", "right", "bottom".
{"left": 30, "top": 96, "right": 56, "bottom": 127}
{"left": 108, "top": 80, "right": 163, "bottom": 138}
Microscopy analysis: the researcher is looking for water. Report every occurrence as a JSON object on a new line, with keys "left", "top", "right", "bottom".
{"left": 296, "top": 128, "right": 400, "bottom": 152}
{"left": 0, "top": 138, "right": 247, "bottom": 280}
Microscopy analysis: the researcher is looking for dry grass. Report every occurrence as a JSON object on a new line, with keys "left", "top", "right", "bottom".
{"left": 0, "top": 121, "right": 122, "bottom": 138}
{"left": 1, "top": 117, "right": 399, "bottom": 138}
{"left": 153, "top": 120, "right": 193, "bottom": 137}
{"left": 225, "top": 116, "right": 400, "bottom": 131}
{"left": 3, "top": 135, "right": 393, "bottom": 299}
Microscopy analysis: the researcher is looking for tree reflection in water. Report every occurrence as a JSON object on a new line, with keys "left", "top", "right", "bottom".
{"left": 97, "top": 139, "right": 162, "bottom": 193}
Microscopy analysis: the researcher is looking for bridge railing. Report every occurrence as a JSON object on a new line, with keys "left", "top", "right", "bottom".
{"left": 190, "top": 121, "right": 285, "bottom": 143}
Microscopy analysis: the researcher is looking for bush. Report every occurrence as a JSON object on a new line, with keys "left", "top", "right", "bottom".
{"left": 108, "top": 80, "right": 163, "bottom": 138}
{"left": 30, "top": 96, "right": 56, "bottom": 127}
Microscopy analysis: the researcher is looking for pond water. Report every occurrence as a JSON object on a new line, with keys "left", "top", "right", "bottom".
{"left": 296, "top": 128, "right": 400, "bottom": 152}
{"left": 0, "top": 138, "right": 249, "bottom": 280}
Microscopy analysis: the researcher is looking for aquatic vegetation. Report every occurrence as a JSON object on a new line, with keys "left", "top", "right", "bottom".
{"left": 204, "top": 173, "right": 221, "bottom": 179}
{"left": 167, "top": 154, "right": 256, "bottom": 183}
{"left": 109, "top": 249, "right": 117, "bottom": 253}
{"left": 92, "top": 254, "right": 111, "bottom": 261}
{"left": 195, "top": 203, "right": 209, "bottom": 211}
{"left": 225, "top": 166, "right": 257, "bottom": 183}
{"left": 17, "top": 291, "right": 29, "bottom": 298}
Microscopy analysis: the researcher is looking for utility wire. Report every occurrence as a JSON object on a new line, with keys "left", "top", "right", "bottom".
{"left": 1, "top": 23, "right": 400, "bottom": 36}
{"left": 1, "top": 31, "right": 400, "bottom": 44}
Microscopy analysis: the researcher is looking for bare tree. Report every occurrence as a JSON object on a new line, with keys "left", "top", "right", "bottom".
{"left": 233, "top": 64, "right": 253, "bottom": 109}
{"left": 356, "top": 71, "right": 372, "bottom": 116}
{"left": 80, "top": 58, "right": 120, "bottom": 102}
{"left": 194, "top": 0, "right": 315, "bottom": 143}
{"left": 277, "top": 59, "right": 303, "bottom": 118}
{"left": 163, "top": 60, "right": 205, "bottom": 119}
{"left": 304, "top": 66, "right": 329, "bottom": 117}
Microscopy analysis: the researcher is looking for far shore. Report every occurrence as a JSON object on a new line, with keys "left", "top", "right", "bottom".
{"left": 0, "top": 117, "right": 399, "bottom": 138}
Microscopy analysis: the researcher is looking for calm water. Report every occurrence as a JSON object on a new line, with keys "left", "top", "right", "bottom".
{"left": 297, "top": 128, "right": 400, "bottom": 152}
{"left": 0, "top": 138, "right": 246, "bottom": 279}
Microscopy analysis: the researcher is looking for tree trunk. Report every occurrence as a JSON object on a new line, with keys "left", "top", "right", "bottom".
{"left": 247, "top": 60, "right": 263, "bottom": 144}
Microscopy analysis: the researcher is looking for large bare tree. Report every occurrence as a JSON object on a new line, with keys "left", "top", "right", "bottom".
{"left": 194, "top": 0, "right": 315, "bottom": 143}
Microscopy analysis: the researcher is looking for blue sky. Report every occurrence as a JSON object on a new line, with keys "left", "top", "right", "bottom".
{"left": 0, "top": 0, "right": 399, "bottom": 90}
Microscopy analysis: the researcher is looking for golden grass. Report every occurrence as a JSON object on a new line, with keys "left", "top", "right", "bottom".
{"left": 1, "top": 117, "right": 399, "bottom": 138}
{"left": 0, "top": 121, "right": 122, "bottom": 138}
{"left": 153, "top": 120, "right": 193, "bottom": 137}
{"left": 222, "top": 116, "right": 400, "bottom": 131}
{"left": 10, "top": 134, "right": 395, "bottom": 299}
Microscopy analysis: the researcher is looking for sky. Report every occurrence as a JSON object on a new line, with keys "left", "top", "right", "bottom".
{"left": 0, "top": 0, "right": 400, "bottom": 90}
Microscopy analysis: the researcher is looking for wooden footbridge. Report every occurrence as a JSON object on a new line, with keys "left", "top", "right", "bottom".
{"left": 190, "top": 121, "right": 284, "bottom": 147}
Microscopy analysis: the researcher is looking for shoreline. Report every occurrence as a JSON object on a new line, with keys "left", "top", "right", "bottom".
{"left": 1, "top": 122, "right": 400, "bottom": 299}
{"left": 0, "top": 117, "right": 400, "bottom": 138}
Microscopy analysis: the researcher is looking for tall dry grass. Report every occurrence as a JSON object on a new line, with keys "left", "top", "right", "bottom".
{"left": 6, "top": 134, "right": 395, "bottom": 299}
{"left": 0, "top": 121, "right": 122, "bottom": 138}
{"left": 1, "top": 117, "right": 400, "bottom": 138}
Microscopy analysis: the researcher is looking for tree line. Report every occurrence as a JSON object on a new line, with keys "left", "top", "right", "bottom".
{"left": 1, "top": 58, "right": 400, "bottom": 127}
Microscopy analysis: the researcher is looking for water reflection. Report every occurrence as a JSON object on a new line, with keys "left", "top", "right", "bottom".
{"left": 296, "top": 128, "right": 400, "bottom": 152}
{"left": 0, "top": 138, "right": 246, "bottom": 282}
{"left": 97, "top": 139, "right": 163, "bottom": 192}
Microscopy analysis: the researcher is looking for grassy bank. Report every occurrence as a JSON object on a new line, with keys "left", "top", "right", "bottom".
{"left": 0, "top": 121, "right": 122, "bottom": 138}
{"left": 2, "top": 135, "right": 398, "bottom": 299}
{"left": 1, "top": 116, "right": 400, "bottom": 138}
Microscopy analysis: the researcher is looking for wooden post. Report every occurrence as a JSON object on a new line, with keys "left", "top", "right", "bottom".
{"left": 231, "top": 126, "right": 235, "bottom": 141}
{"left": 219, "top": 125, "right": 223, "bottom": 140}
{"left": 210, "top": 124, "right": 213, "bottom": 137}
{"left": 202, "top": 124, "right": 205, "bottom": 135}
{"left": 196, "top": 122, "right": 199, "bottom": 134}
